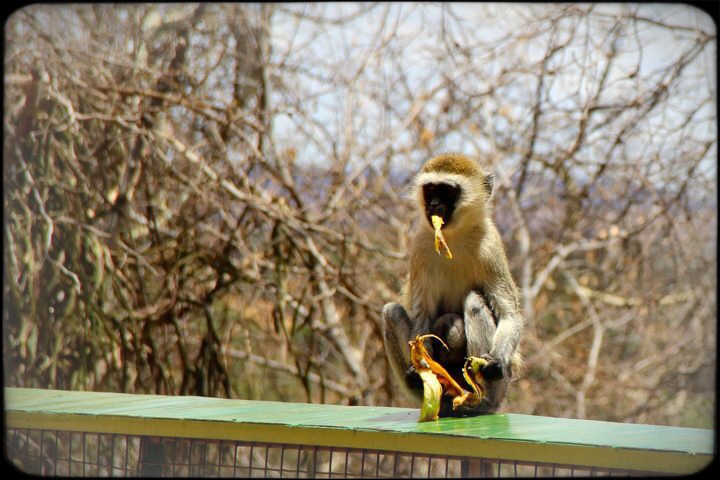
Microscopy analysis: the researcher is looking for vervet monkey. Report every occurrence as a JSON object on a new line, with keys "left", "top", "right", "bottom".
{"left": 382, "top": 153, "right": 523, "bottom": 415}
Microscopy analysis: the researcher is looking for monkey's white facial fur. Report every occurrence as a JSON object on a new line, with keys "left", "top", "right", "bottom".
{"left": 413, "top": 172, "right": 485, "bottom": 230}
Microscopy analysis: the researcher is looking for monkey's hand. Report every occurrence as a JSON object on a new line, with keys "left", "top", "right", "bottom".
{"left": 405, "top": 365, "right": 424, "bottom": 393}
{"left": 478, "top": 353, "right": 506, "bottom": 382}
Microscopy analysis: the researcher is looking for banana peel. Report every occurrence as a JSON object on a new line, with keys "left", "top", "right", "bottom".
{"left": 409, "top": 334, "right": 454, "bottom": 422}
{"left": 452, "top": 356, "right": 488, "bottom": 410}
{"left": 417, "top": 370, "right": 443, "bottom": 422}
{"left": 431, "top": 215, "right": 452, "bottom": 259}
{"left": 409, "top": 334, "right": 487, "bottom": 421}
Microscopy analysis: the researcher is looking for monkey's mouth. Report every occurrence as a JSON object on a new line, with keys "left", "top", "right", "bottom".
{"left": 426, "top": 214, "right": 451, "bottom": 230}
{"left": 425, "top": 202, "right": 456, "bottom": 229}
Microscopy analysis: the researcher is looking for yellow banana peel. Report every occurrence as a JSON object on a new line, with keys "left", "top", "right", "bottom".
{"left": 418, "top": 370, "right": 442, "bottom": 422}
{"left": 452, "top": 356, "right": 487, "bottom": 410}
{"left": 409, "top": 334, "right": 487, "bottom": 421}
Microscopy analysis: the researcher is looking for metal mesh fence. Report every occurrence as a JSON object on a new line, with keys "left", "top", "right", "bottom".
{"left": 5, "top": 427, "right": 662, "bottom": 477}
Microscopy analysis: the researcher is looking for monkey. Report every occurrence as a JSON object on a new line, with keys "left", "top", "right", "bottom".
{"left": 382, "top": 153, "right": 523, "bottom": 415}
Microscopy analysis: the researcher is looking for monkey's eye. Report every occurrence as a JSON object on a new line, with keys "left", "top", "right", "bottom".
{"left": 422, "top": 183, "right": 445, "bottom": 199}
{"left": 423, "top": 182, "right": 460, "bottom": 207}
{"left": 436, "top": 183, "right": 460, "bottom": 199}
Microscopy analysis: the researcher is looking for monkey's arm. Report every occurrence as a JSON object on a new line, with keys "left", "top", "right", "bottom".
{"left": 449, "top": 289, "right": 513, "bottom": 416}
{"left": 383, "top": 263, "right": 441, "bottom": 400}
{"left": 382, "top": 302, "right": 423, "bottom": 400}
{"left": 406, "top": 270, "right": 432, "bottom": 335}
{"left": 481, "top": 277, "right": 523, "bottom": 381}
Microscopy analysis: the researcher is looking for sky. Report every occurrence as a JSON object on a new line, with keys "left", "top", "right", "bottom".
{"left": 267, "top": 3, "right": 716, "bottom": 181}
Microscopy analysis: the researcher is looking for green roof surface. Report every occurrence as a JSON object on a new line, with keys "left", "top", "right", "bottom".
{"left": 4, "top": 387, "right": 714, "bottom": 474}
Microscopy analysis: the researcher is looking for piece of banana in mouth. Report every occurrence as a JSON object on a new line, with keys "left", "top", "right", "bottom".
{"left": 431, "top": 215, "right": 452, "bottom": 259}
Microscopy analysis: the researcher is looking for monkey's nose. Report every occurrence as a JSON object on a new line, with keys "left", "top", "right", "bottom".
{"left": 431, "top": 203, "right": 447, "bottom": 218}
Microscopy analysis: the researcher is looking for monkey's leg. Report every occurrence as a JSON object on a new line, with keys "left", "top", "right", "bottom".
{"left": 457, "top": 290, "right": 510, "bottom": 415}
{"left": 464, "top": 290, "right": 495, "bottom": 355}
{"left": 432, "top": 313, "right": 470, "bottom": 418}
{"left": 431, "top": 313, "right": 466, "bottom": 365}
{"left": 382, "top": 302, "right": 423, "bottom": 401}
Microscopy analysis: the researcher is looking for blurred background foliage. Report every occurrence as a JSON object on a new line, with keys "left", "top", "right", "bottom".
{"left": 3, "top": 3, "right": 716, "bottom": 428}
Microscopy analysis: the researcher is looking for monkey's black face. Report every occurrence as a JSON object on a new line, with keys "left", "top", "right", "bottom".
{"left": 422, "top": 182, "right": 461, "bottom": 227}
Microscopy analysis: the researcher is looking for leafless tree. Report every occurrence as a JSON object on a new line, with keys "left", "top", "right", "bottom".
{"left": 4, "top": 3, "right": 715, "bottom": 427}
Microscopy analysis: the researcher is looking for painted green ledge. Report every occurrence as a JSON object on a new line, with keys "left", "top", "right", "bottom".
{"left": 4, "top": 387, "right": 714, "bottom": 474}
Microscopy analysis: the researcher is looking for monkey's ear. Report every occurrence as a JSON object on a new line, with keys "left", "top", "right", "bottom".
{"left": 484, "top": 173, "right": 495, "bottom": 198}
